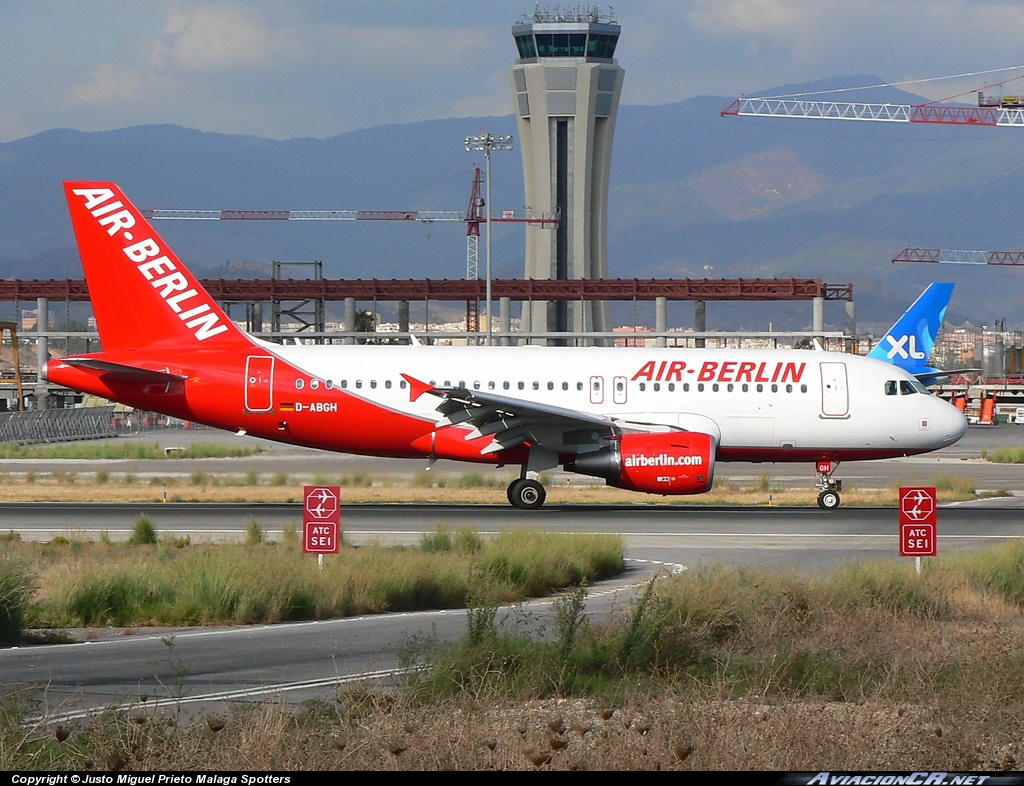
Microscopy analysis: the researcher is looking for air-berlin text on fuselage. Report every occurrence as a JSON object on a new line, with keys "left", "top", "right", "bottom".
{"left": 623, "top": 453, "right": 703, "bottom": 468}
{"left": 630, "top": 359, "right": 805, "bottom": 384}
{"left": 71, "top": 188, "right": 228, "bottom": 342}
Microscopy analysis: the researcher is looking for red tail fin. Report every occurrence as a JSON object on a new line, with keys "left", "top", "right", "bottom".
{"left": 63, "top": 182, "right": 250, "bottom": 352}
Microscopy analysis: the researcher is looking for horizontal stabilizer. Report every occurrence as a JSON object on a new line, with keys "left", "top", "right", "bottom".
{"left": 59, "top": 357, "right": 187, "bottom": 383}
{"left": 914, "top": 367, "right": 982, "bottom": 384}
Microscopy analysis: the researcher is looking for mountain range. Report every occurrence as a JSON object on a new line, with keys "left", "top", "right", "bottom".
{"left": 3, "top": 75, "right": 1023, "bottom": 336}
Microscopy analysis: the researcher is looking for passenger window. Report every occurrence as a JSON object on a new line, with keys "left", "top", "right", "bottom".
{"left": 653, "top": 383, "right": 660, "bottom": 392}
{"left": 325, "top": 379, "right": 334, "bottom": 389}
{"left": 533, "top": 381, "right": 540, "bottom": 390}
{"left": 756, "top": 383, "right": 762, "bottom": 392}
{"left": 340, "top": 380, "right": 348, "bottom": 389}
{"left": 577, "top": 382, "right": 583, "bottom": 391}
{"left": 503, "top": 381, "right": 510, "bottom": 390}
{"left": 800, "top": 384, "right": 807, "bottom": 393}
{"left": 727, "top": 383, "right": 734, "bottom": 392}
{"left": 562, "top": 382, "right": 569, "bottom": 391}
{"left": 295, "top": 379, "right": 304, "bottom": 390}
{"left": 547, "top": 382, "right": 554, "bottom": 390}
{"left": 488, "top": 381, "right": 495, "bottom": 390}
{"left": 786, "top": 384, "right": 793, "bottom": 393}
{"left": 310, "top": 379, "right": 320, "bottom": 390}
{"left": 385, "top": 380, "right": 392, "bottom": 389}
{"left": 355, "top": 380, "right": 362, "bottom": 389}
{"left": 370, "top": 380, "right": 377, "bottom": 389}
{"left": 519, "top": 381, "right": 525, "bottom": 390}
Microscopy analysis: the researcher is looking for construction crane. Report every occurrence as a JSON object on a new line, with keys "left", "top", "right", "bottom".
{"left": 144, "top": 168, "right": 558, "bottom": 332}
{"left": 892, "top": 248, "right": 1024, "bottom": 266}
{"left": 723, "top": 70, "right": 1024, "bottom": 281}
{"left": 720, "top": 95, "right": 1024, "bottom": 126}
{"left": 721, "top": 68, "right": 1024, "bottom": 127}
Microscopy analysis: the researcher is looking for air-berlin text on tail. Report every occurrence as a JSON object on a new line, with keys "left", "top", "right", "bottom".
{"left": 71, "top": 188, "right": 228, "bottom": 342}
{"left": 631, "top": 359, "right": 806, "bottom": 384}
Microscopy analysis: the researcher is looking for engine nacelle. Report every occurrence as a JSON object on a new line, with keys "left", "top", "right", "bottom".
{"left": 566, "top": 432, "right": 716, "bottom": 495}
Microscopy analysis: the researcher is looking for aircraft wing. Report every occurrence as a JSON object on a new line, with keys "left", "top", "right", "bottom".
{"left": 424, "top": 383, "right": 622, "bottom": 455}
{"left": 403, "top": 374, "right": 689, "bottom": 456}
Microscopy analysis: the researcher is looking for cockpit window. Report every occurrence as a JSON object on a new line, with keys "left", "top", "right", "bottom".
{"left": 885, "top": 380, "right": 897, "bottom": 396}
{"left": 899, "top": 380, "right": 919, "bottom": 395}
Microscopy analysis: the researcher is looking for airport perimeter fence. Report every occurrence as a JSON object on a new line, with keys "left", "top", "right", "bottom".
{"left": 0, "top": 406, "right": 118, "bottom": 444}
{"left": 0, "top": 407, "right": 214, "bottom": 445}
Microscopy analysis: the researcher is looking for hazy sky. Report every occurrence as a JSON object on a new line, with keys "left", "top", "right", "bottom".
{"left": 5, "top": 0, "right": 1024, "bottom": 142}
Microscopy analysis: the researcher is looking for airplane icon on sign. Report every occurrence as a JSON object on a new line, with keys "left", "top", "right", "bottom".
{"left": 305, "top": 487, "right": 338, "bottom": 519}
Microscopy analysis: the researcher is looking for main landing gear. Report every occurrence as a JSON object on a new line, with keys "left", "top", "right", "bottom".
{"left": 507, "top": 477, "right": 546, "bottom": 510}
{"left": 815, "top": 460, "right": 842, "bottom": 510}
{"left": 506, "top": 447, "right": 557, "bottom": 510}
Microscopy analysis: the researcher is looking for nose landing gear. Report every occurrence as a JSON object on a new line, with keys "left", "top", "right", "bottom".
{"left": 815, "top": 460, "right": 842, "bottom": 510}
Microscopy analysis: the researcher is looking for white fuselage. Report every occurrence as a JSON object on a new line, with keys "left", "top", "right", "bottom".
{"left": 264, "top": 343, "right": 967, "bottom": 462}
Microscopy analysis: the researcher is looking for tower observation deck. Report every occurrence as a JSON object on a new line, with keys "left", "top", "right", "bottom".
{"left": 511, "top": 6, "right": 624, "bottom": 344}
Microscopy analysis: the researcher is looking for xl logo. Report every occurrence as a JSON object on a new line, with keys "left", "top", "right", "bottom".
{"left": 884, "top": 334, "right": 926, "bottom": 361}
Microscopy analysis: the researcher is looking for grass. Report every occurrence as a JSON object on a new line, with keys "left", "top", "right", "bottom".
{"left": 0, "top": 469, "right": 1000, "bottom": 506}
{"left": 0, "top": 440, "right": 263, "bottom": 460}
{"left": 0, "top": 439, "right": 1019, "bottom": 768}
{"left": 3, "top": 527, "right": 624, "bottom": 630}
{"left": 6, "top": 540, "right": 1024, "bottom": 769}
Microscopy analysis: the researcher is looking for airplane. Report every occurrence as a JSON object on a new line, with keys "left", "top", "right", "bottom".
{"left": 44, "top": 181, "right": 968, "bottom": 511}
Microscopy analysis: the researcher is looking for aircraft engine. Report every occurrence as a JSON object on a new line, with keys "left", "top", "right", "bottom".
{"left": 565, "top": 432, "right": 716, "bottom": 495}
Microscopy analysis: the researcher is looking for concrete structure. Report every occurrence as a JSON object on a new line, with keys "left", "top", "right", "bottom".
{"left": 510, "top": 7, "right": 624, "bottom": 343}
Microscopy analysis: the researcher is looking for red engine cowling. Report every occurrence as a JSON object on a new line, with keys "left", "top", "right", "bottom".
{"left": 565, "top": 432, "right": 716, "bottom": 495}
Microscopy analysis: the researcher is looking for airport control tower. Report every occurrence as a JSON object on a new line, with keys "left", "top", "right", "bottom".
{"left": 510, "top": 7, "right": 624, "bottom": 343}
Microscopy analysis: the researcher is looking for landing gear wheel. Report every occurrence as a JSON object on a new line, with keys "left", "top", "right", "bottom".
{"left": 507, "top": 478, "right": 546, "bottom": 510}
{"left": 817, "top": 490, "right": 841, "bottom": 510}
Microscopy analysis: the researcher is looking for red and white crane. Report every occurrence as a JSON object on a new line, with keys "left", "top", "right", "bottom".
{"left": 721, "top": 67, "right": 1024, "bottom": 127}
{"left": 144, "top": 167, "right": 558, "bottom": 331}
{"left": 722, "top": 68, "right": 1024, "bottom": 269}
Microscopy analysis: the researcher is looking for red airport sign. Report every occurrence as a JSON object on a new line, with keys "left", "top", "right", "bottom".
{"left": 303, "top": 485, "right": 341, "bottom": 554}
{"left": 899, "top": 486, "right": 937, "bottom": 557}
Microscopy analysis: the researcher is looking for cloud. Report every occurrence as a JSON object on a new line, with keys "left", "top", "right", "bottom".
{"left": 154, "top": 4, "right": 286, "bottom": 72}
{"left": 70, "top": 63, "right": 145, "bottom": 106}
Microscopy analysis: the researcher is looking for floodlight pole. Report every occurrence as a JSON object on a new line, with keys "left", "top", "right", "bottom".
{"left": 465, "top": 133, "right": 513, "bottom": 346}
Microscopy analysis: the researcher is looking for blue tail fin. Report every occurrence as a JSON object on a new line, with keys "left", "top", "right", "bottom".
{"left": 867, "top": 283, "right": 954, "bottom": 381}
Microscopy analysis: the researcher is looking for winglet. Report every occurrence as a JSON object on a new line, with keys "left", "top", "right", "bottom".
{"left": 401, "top": 373, "right": 435, "bottom": 402}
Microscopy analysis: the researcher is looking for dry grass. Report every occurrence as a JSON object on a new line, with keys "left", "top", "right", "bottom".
{"left": 22, "top": 573, "right": 1024, "bottom": 771}
{"left": 0, "top": 473, "right": 971, "bottom": 506}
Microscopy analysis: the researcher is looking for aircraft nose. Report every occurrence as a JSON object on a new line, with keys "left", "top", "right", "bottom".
{"left": 935, "top": 397, "right": 968, "bottom": 445}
